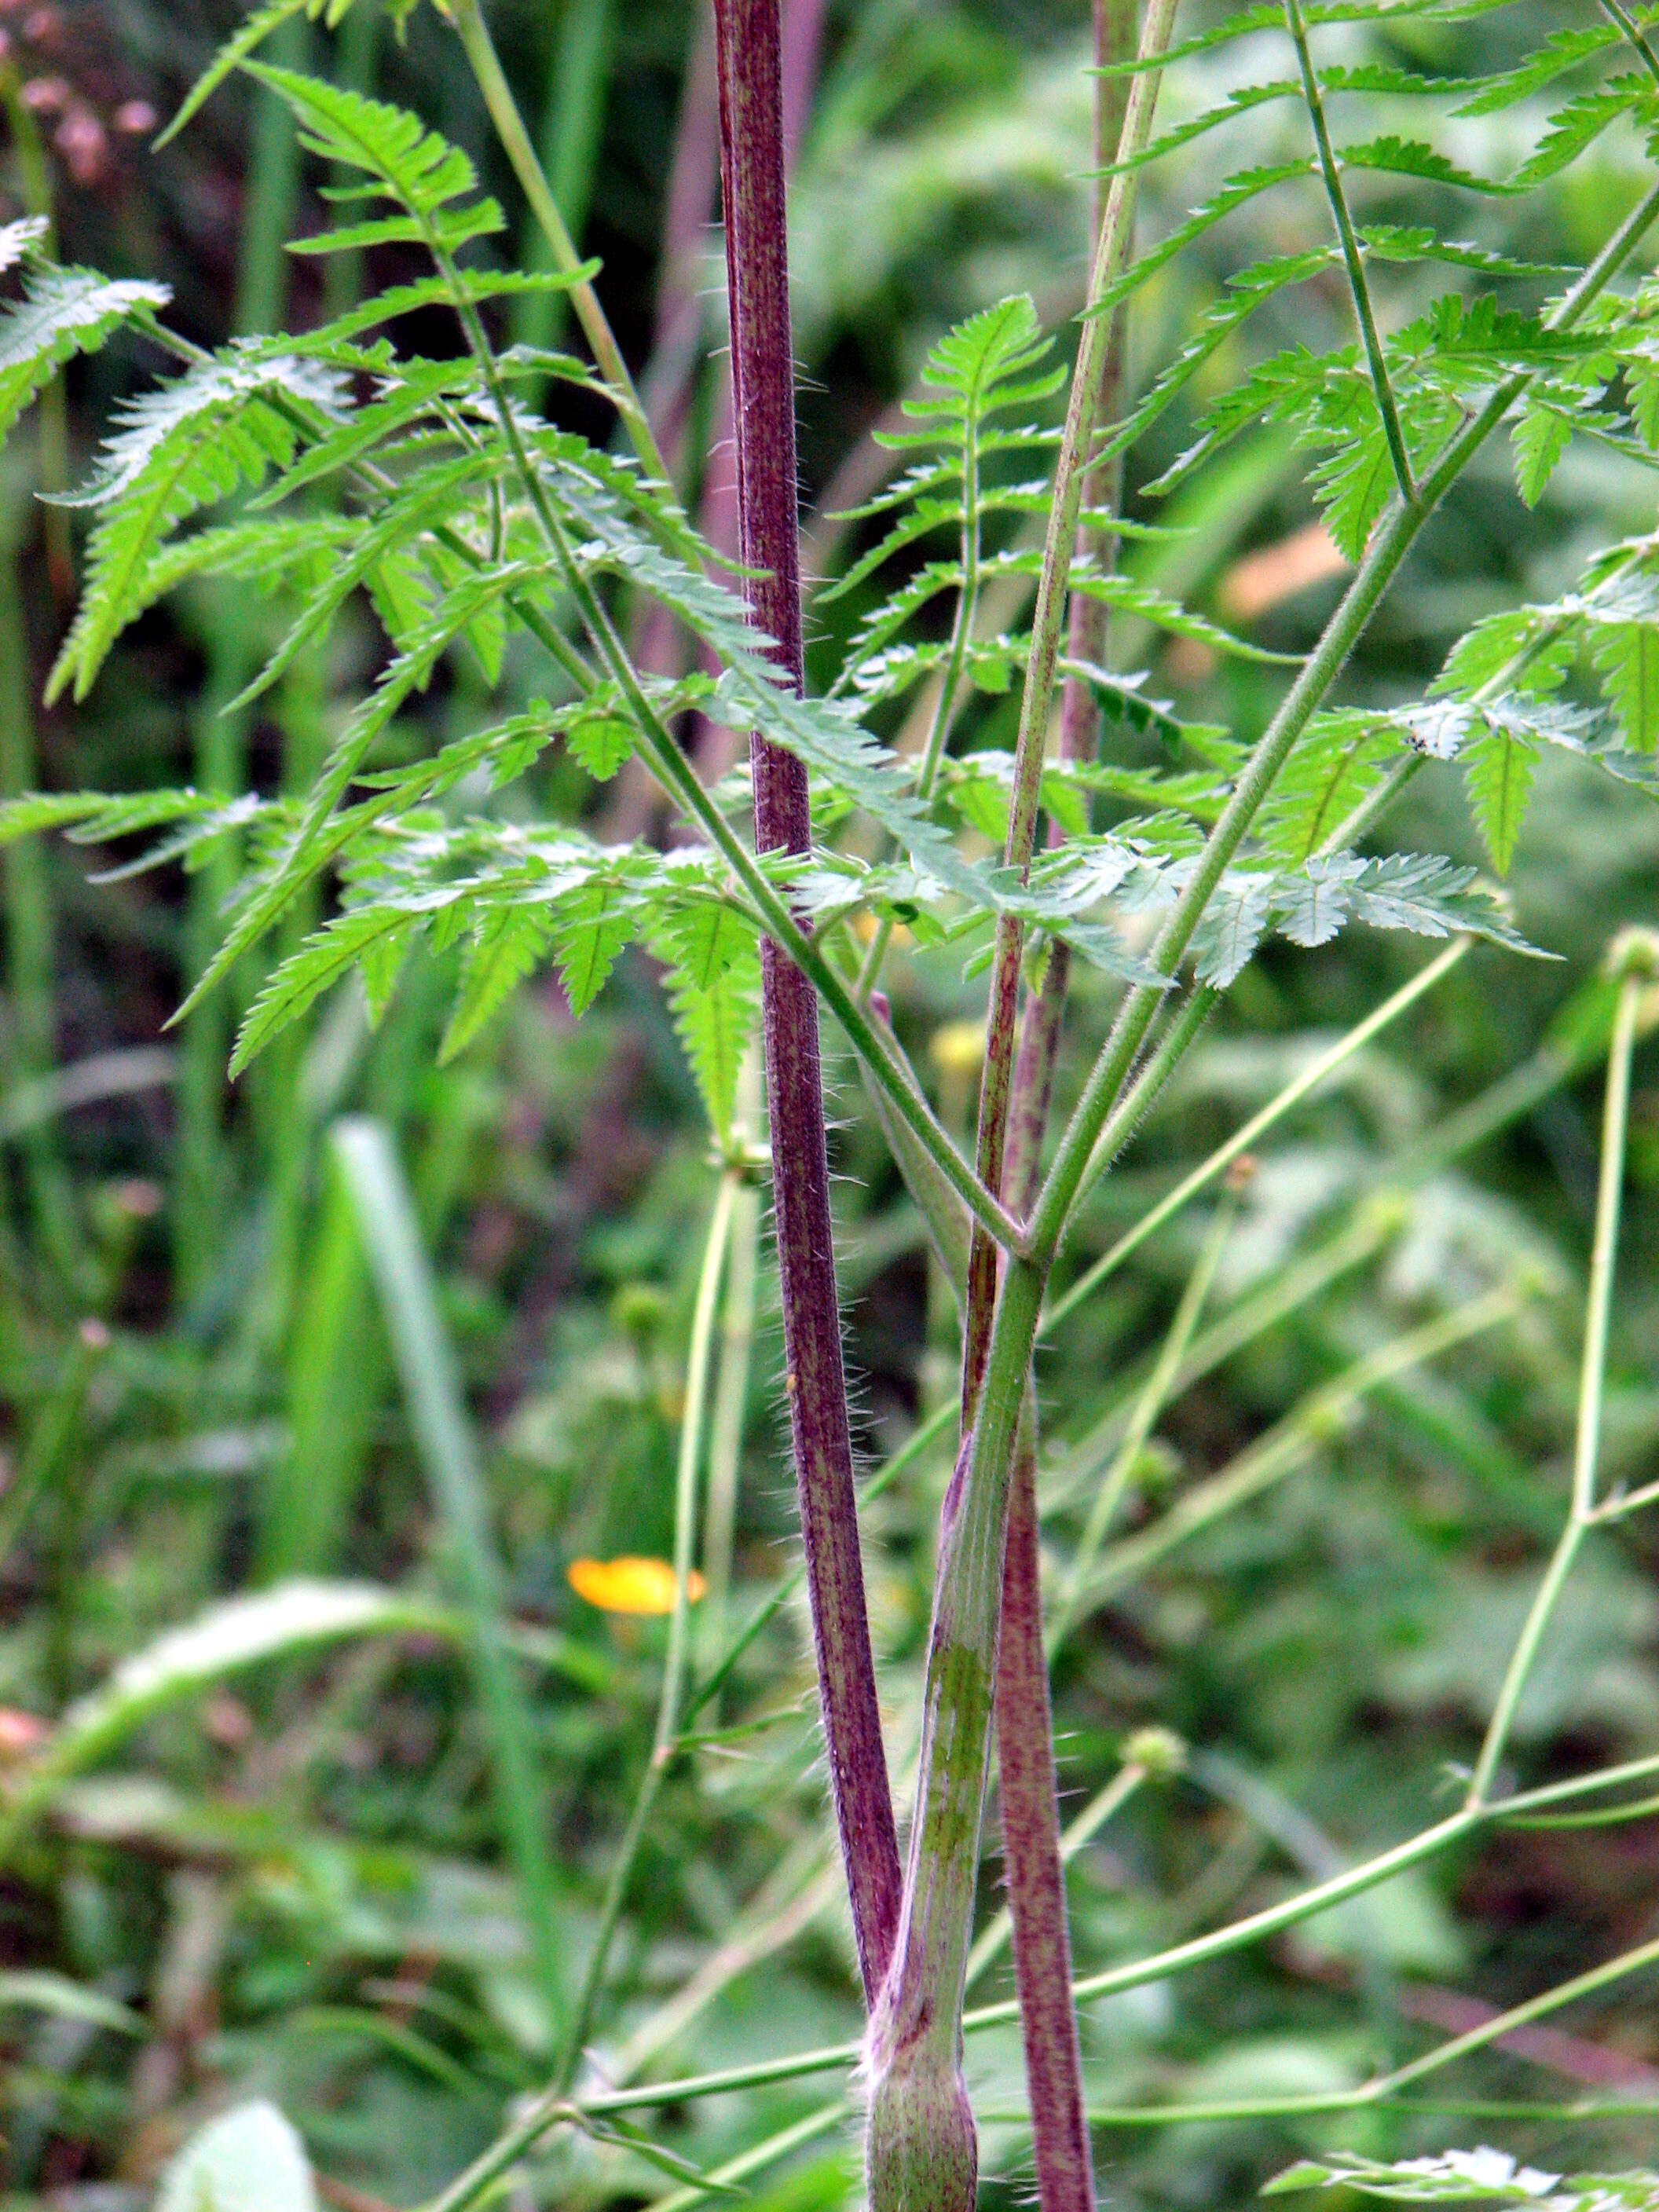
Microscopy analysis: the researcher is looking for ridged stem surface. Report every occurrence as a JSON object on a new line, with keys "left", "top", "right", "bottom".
{"left": 712, "top": 0, "right": 902, "bottom": 2004}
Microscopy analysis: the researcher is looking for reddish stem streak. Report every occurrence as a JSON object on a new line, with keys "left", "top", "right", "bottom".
{"left": 712, "top": 0, "right": 902, "bottom": 2005}
{"left": 987, "top": 9, "right": 1138, "bottom": 2210}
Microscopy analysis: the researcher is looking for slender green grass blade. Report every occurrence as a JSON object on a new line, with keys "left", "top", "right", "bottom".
{"left": 332, "top": 1114, "right": 568, "bottom": 2046}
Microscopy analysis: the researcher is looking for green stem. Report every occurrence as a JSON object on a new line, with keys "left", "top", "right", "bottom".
{"left": 332, "top": 1118, "right": 568, "bottom": 2049}
{"left": 958, "top": 0, "right": 1181, "bottom": 1415}
{"left": 965, "top": 1756, "right": 1148, "bottom": 1990}
{"left": 421, "top": 1745, "right": 1659, "bottom": 2210}
{"left": 1283, "top": 0, "right": 1415, "bottom": 504}
{"left": 445, "top": 0, "right": 667, "bottom": 484}
{"left": 515, "top": 0, "right": 615, "bottom": 367}
{"left": 1049, "top": 938, "right": 1467, "bottom": 1330}
{"left": 856, "top": 335, "right": 987, "bottom": 1003}
{"left": 1071, "top": 1286, "right": 1519, "bottom": 1626}
{"left": 1463, "top": 961, "right": 1643, "bottom": 1808}
{"left": 555, "top": 1171, "right": 738, "bottom": 2090}
{"left": 1048, "top": 1191, "right": 1233, "bottom": 1654}
{"left": 1601, "top": 0, "right": 1659, "bottom": 86}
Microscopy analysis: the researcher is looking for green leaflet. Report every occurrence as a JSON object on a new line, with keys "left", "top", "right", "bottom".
{"left": 1511, "top": 404, "right": 1574, "bottom": 507}
{"left": 1194, "top": 851, "right": 1540, "bottom": 988}
{"left": 1335, "top": 134, "right": 1516, "bottom": 197}
{"left": 1088, "top": 163, "right": 1317, "bottom": 322}
{"left": 1097, "top": 248, "right": 1339, "bottom": 467}
{"left": 46, "top": 351, "right": 349, "bottom": 702}
{"left": 1266, "top": 2150, "right": 1659, "bottom": 2210}
{"left": 0, "top": 262, "right": 171, "bottom": 446}
{"left": 1463, "top": 720, "right": 1538, "bottom": 874}
{"left": 156, "top": 0, "right": 360, "bottom": 146}
{"left": 1591, "top": 622, "right": 1659, "bottom": 752}
{"left": 826, "top": 291, "right": 1060, "bottom": 654}
{"left": 242, "top": 64, "right": 501, "bottom": 258}
{"left": 551, "top": 879, "right": 636, "bottom": 1016}
{"left": 233, "top": 905, "right": 422, "bottom": 1072}
{"left": 654, "top": 903, "right": 763, "bottom": 1140}
{"left": 1092, "top": 79, "right": 1299, "bottom": 181}
{"left": 1258, "top": 715, "right": 1403, "bottom": 864}
{"left": 1452, "top": 26, "right": 1622, "bottom": 116}
{"left": 1509, "top": 81, "right": 1657, "bottom": 191}
{"left": 441, "top": 909, "right": 554, "bottom": 1062}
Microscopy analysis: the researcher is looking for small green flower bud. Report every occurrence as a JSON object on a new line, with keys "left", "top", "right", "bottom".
{"left": 1606, "top": 925, "right": 1659, "bottom": 983}
{"left": 1122, "top": 1725, "right": 1187, "bottom": 1780}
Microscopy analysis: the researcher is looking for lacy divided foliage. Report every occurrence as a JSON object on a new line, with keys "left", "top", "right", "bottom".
{"left": 7, "top": 1, "right": 1659, "bottom": 2203}
{"left": 14, "top": 6, "right": 1659, "bottom": 1126}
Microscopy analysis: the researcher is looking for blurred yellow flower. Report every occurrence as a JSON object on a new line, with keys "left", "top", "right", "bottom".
{"left": 928, "top": 1019, "right": 986, "bottom": 1077}
{"left": 568, "top": 1556, "right": 707, "bottom": 1615}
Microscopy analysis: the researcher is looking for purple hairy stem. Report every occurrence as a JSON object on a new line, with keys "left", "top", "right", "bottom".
{"left": 612, "top": 0, "right": 829, "bottom": 840}
{"left": 712, "top": 0, "right": 903, "bottom": 2005}
{"left": 986, "top": 11, "right": 1139, "bottom": 2211}
{"left": 695, "top": 0, "right": 830, "bottom": 783}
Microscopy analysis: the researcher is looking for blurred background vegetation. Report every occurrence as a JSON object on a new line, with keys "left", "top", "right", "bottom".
{"left": 1, "top": 0, "right": 1658, "bottom": 2206}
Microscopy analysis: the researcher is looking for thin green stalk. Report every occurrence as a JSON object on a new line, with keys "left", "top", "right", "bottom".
{"left": 1049, "top": 1192, "right": 1233, "bottom": 1654}
{"left": 1320, "top": 749, "right": 1423, "bottom": 855}
{"left": 419, "top": 1746, "right": 1659, "bottom": 2210}
{"left": 1073, "top": 985, "right": 1220, "bottom": 1199}
{"left": 331, "top": 1116, "right": 567, "bottom": 2047}
{"left": 1283, "top": 0, "right": 1414, "bottom": 503}
{"left": 1030, "top": 159, "right": 1659, "bottom": 1276}
{"left": 445, "top": 0, "right": 667, "bottom": 484}
{"left": 1043, "top": 1199, "right": 1400, "bottom": 1520}
{"left": 0, "top": 503, "right": 77, "bottom": 1291}
{"left": 456, "top": 333, "right": 1023, "bottom": 1255}
{"left": 1595, "top": 1472, "right": 1659, "bottom": 1522}
{"left": 965, "top": 1756, "right": 1148, "bottom": 1989}
{"left": 1601, "top": 0, "right": 1659, "bottom": 86}
{"left": 652, "top": 2102, "right": 853, "bottom": 2212}
{"left": 1048, "top": 938, "right": 1469, "bottom": 1331}
{"left": 682, "top": 1395, "right": 957, "bottom": 1727}
{"left": 515, "top": 0, "right": 616, "bottom": 367}
{"left": 555, "top": 1170, "right": 738, "bottom": 2092}
{"left": 701, "top": 1175, "right": 758, "bottom": 1640}
{"left": 857, "top": 346, "right": 987, "bottom": 1002}
{"left": 1379, "top": 1925, "right": 1659, "bottom": 2095}
{"left": 1072, "top": 1285, "right": 1520, "bottom": 1624}
{"left": 1463, "top": 956, "right": 1645, "bottom": 1808}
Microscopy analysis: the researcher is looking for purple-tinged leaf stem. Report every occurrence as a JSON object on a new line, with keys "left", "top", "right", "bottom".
{"left": 711, "top": 0, "right": 902, "bottom": 2005}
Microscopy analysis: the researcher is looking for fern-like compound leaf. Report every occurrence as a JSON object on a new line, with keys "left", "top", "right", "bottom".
{"left": 0, "top": 264, "right": 171, "bottom": 445}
